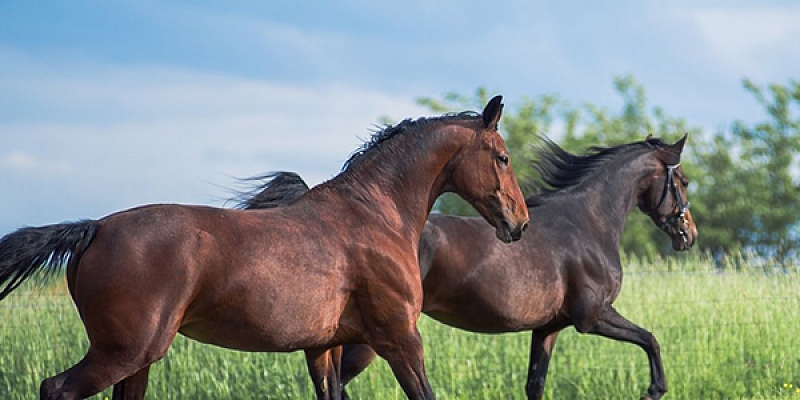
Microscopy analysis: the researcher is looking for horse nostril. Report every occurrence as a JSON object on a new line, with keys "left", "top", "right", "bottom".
{"left": 521, "top": 222, "right": 529, "bottom": 232}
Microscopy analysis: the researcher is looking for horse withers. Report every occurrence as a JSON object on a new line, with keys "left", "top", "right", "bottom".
{"left": 0, "top": 96, "right": 529, "bottom": 400}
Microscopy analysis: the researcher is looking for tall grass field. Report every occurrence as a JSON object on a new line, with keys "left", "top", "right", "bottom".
{"left": 1, "top": 254, "right": 798, "bottom": 399}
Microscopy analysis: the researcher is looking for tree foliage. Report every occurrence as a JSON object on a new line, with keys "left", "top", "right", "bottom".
{"left": 693, "top": 79, "right": 800, "bottom": 264}
{"left": 419, "top": 76, "right": 800, "bottom": 262}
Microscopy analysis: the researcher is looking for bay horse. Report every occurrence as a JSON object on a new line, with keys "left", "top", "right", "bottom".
{"left": 0, "top": 96, "right": 529, "bottom": 400}
{"left": 238, "top": 134, "right": 697, "bottom": 400}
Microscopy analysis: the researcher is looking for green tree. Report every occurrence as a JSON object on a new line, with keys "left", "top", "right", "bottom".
{"left": 732, "top": 80, "right": 800, "bottom": 264}
{"left": 694, "top": 80, "right": 800, "bottom": 266}
{"left": 690, "top": 133, "right": 752, "bottom": 257}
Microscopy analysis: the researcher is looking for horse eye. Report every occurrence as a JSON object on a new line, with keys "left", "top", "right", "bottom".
{"left": 497, "top": 154, "right": 509, "bottom": 165}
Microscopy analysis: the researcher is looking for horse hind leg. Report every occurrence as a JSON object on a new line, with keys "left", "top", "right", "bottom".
{"left": 40, "top": 302, "right": 179, "bottom": 399}
{"left": 306, "top": 345, "right": 375, "bottom": 400}
{"left": 305, "top": 347, "right": 343, "bottom": 400}
{"left": 312, "top": 344, "right": 378, "bottom": 400}
{"left": 40, "top": 348, "right": 151, "bottom": 400}
{"left": 339, "top": 343, "right": 379, "bottom": 399}
{"left": 112, "top": 366, "right": 151, "bottom": 400}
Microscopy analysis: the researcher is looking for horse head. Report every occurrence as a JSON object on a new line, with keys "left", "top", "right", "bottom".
{"left": 637, "top": 134, "right": 697, "bottom": 251}
{"left": 445, "top": 95, "right": 529, "bottom": 243}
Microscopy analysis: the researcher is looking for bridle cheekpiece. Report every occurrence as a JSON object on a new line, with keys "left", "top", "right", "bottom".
{"left": 652, "top": 163, "right": 691, "bottom": 243}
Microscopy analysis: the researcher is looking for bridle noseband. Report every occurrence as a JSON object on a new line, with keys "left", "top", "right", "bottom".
{"left": 651, "top": 163, "right": 691, "bottom": 240}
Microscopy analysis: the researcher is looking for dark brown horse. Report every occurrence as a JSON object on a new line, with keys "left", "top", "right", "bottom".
{"left": 239, "top": 135, "right": 697, "bottom": 400}
{"left": 0, "top": 96, "right": 529, "bottom": 400}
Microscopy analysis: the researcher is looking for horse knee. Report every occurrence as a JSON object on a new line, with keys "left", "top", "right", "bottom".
{"left": 644, "top": 331, "right": 661, "bottom": 354}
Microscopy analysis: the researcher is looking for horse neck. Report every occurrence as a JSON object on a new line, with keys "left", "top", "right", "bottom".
{"left": 327, "top": 124, "right": 472, "bottom": 240}
{"left": 577, "top": 151, "right": 658, "bottom": 246}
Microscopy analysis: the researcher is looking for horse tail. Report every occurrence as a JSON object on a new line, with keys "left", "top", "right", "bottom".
{"left": 233, "top": 171, "right": 311, "bottom": 210}
{"left": 0, "top": 220, "right": 99, "bottom": 300}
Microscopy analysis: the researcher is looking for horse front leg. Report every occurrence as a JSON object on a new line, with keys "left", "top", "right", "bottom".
{"left": 356, "top": 262, "right": 433, "bottom": 399}
{"left": 369, "top": 326, "right": 434, "bottom": 400}
{"left": 588, "top": 306, "right": 667, "bottom": 400}
{"left": 305, "top": 347, "right": 343, "bottom": 400}
{"left": 525, "top": 330, "right": 561, "bottom": 400}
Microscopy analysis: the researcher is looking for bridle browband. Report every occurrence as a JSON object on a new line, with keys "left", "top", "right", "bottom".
{"left": 651, "top": 163, "right": 691, "bottom": 241}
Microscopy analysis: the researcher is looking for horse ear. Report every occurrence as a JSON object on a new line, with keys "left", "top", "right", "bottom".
{"left": 482, "top": 95, "right": 504, "bottom": 130}
{"left": 673, "top": 132, "right": 688, "bottom": 153}
{"left": 645, "top": 133, "right": 654, "bottom": 140}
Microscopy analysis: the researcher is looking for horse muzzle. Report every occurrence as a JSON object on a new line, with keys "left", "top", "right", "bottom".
{"left": 495, "top": 218, "right": 528, "bottom": 244}
{"left": 669, "top": 218, "right": 697, "bottom": 251}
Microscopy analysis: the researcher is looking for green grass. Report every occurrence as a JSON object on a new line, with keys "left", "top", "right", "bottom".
{"left": 2, "top": 255, "right": 799, "bottom": 399}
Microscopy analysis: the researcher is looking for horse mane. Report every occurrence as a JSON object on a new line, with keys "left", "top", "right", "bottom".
{"left": 232, "top": 172, "right": 311, "bottom": 210}
{"left": 526, "top": 136, "right": 668, "bottom": 207}
{"left": 341, "top": 112, "right": 481, "bottom": 172}
{"left": 229, "top": 112, "right": 483, "bottom": 210}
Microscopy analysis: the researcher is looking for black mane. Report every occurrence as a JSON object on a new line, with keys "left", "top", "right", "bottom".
{"left": 232, "top": 172, "right": 310, "bottom": 210}
{"left": 229, "top": 112, "right": 483, "bottom": 210}
{"left": 526, "top": 136, "right": 668, "bottom": 207}
{"left": 341, "top": 112, "right": 481, "bottom": 172}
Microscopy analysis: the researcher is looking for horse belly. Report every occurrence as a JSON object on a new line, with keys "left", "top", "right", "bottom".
{"left": 426, "top": 298, "right": 562, "bottom": 333}
{"left": 179, "top": 324, "right": 331, "bottom": 352}
{"left": 179, "top": 300, "right": 345, "bottom": 352}
{"left": 179, "top": 276, "right": 350, "bottom": 352}
{"left": 424, "top": 279, "right": 565, "bottom": 333}
{"left": 495, "top": 281, "right": 566, "bottom": 331}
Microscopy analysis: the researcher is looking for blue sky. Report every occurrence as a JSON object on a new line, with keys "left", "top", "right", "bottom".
{"left": 1, "top": 1, "right": 799, "bottom": 234}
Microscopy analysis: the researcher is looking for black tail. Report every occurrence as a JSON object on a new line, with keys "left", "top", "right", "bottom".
{"left": 0, "top": 220, "right": 99, "bottom": 300}
{"left": 232, "top": 171, "right": 311, "bottom": 210}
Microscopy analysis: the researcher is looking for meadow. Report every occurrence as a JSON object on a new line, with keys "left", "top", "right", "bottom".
{"left": 1, "top": 253, "right": 798, "bottom": 399}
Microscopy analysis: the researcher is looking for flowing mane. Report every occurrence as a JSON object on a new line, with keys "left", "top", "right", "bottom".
{"left": 232, "top": 172, "right": 310, "bottom": 210}
{"left": 341, "top": 112, "right": 481, "bottom": 172}
{"left": 229, "top": 112, "right": 487, "bottom": 209}
{"left": 526, "top": 136, "right": 669, "bottom": 207}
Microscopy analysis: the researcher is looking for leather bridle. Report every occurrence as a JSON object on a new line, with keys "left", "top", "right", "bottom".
{"left": 650, "top": 163, "right": 691, "bottom": 242}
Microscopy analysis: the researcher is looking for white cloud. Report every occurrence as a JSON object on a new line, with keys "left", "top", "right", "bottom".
{"left": 681, "top": 5, "right": 800, "bottom": 77}
{"left": 0, "top": 150, "right": 73, "bottom": 174}
{"left": 0, "top": 151, "right": 37, "bottom": 169}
